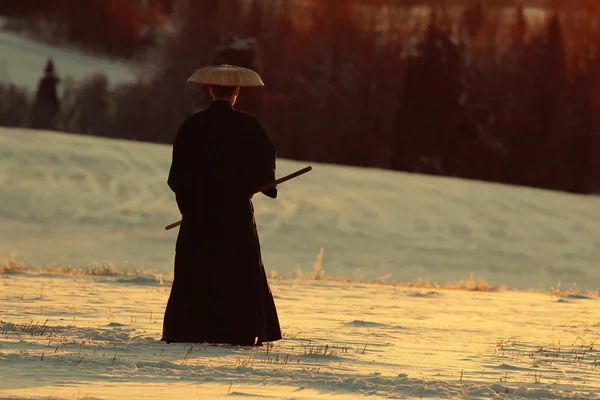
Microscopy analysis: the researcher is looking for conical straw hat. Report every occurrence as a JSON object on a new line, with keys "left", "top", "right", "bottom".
{"left": 187, "top": 64, "right": 265, "bottom": 87}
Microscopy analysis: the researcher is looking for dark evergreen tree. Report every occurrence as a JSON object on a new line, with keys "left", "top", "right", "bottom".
{"left": 392, "top": 11, "right": 466, "bottom": 175}
{"left": 0, "top": 84, "right": 30, "bottom": 127}
{"left": 72, "top": 74, "right": 110, "bottom": 136}
{"left": 461, "top": 0, "right": 485, "bottom": 39}
{"left": 30, "top": 59, "right": 60, "bottom": 130}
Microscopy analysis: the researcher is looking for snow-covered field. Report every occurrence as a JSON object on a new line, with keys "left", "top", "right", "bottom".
{"left": 1, "top": 273, "right": 599, "bottom": 399}
{"left": 0, "top": 29, "right": 138, "bottom": 91}
{"left": 1, "top": 126, "right": 599, "bottom": 399}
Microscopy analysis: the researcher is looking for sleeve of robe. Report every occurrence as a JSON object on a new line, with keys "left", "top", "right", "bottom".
{"left": 167, "top": 123, "right": 191, "bottom": 214}
{"left": 243, "top": 116, "right": 278, "bottom": 199}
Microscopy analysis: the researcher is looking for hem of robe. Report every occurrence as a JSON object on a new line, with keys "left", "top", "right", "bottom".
{"left": 160, "top": 336, "right": 282, "bottom": 347}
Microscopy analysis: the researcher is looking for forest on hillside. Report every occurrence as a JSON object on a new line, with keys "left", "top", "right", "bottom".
{"left": 1, "top": 0, "right": 599, "bottom": 194}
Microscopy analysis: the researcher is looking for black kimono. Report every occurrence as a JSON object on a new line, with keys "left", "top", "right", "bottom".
{"left": 161, "top": 100, "right": 282, "bottom": 346}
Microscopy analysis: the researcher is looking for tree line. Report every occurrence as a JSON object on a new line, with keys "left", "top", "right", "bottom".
{"left": 0, "top": 0, "right": 174, "bottom": 56}
{"left": 1, "top": 0, "right": 599, "bottom": 194}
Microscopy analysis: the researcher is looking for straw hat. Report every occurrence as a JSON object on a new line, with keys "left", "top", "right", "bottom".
{"left": 187, "top": 64, "right": 265, "bottom": 87}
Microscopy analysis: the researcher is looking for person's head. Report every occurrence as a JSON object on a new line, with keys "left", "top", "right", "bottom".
{"left": 209, "top": 85, "right": 240, "bottom": 106}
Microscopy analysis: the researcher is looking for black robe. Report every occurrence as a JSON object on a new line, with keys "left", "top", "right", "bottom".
{"left": 161, "top": 100, "right": 282, "bottom": 346}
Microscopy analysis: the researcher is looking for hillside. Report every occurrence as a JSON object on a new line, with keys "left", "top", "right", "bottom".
{"left": 0, "top": 29, "right": 138, "bottom": 91}
{"left": 1, "top": 126, "right": 599, "bottom": 290}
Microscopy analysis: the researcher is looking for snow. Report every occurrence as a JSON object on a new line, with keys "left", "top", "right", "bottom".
{"left": 1, "top": 126, "right": 599, "bottom": 291}
{"left": 0, "top": 126, "right": 599, "bottom": 398}
{"left": 1, "top": 274, "right": 598, "bottom": 399}
{"left": 0, "top": 30, "right": 138, "bottom": 91}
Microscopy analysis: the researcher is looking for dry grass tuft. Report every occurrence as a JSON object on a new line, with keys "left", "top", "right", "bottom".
{"left": 547, "top": 281, "right": 600, "bottom": 299}
{"left": 400, "top": 273, "right": 505, "bottom": 292}
{"left": 0, "top": 255, "right": 170, "bottom": 285}
{"left": 0, "top": 255, "right": 28, "bottom": 273}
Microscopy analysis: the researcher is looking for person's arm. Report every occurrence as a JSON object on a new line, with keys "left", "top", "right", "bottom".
{"left": 245, "top": 117, "right": 278, "bottom": 199}
{"left": 167, "top": 124, "right": 190, "bottom": 213}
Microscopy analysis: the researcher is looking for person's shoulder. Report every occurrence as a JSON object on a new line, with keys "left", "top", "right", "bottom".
{"left": 233, "top": 109, "right": 260, "bottom": 124}
{"left": 179, "top": 110, "right": 207, "bottom": 131}
{"left": 173, "top": 111, "right": 208, "bottom": 145}
{"left": 233, "top": 110, "right": 275, "bottom": 150}
{"left": 232, "top": 110, "right": 268, "bottom": 135}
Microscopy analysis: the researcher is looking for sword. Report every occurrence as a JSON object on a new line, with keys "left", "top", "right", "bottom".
{"left": 164, "top": 166, "right": 312, "bottom": 231}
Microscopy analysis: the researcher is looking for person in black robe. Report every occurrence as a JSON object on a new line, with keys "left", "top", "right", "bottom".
{"left": 161, "top": 82, "right": 282, "bottom": 346}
